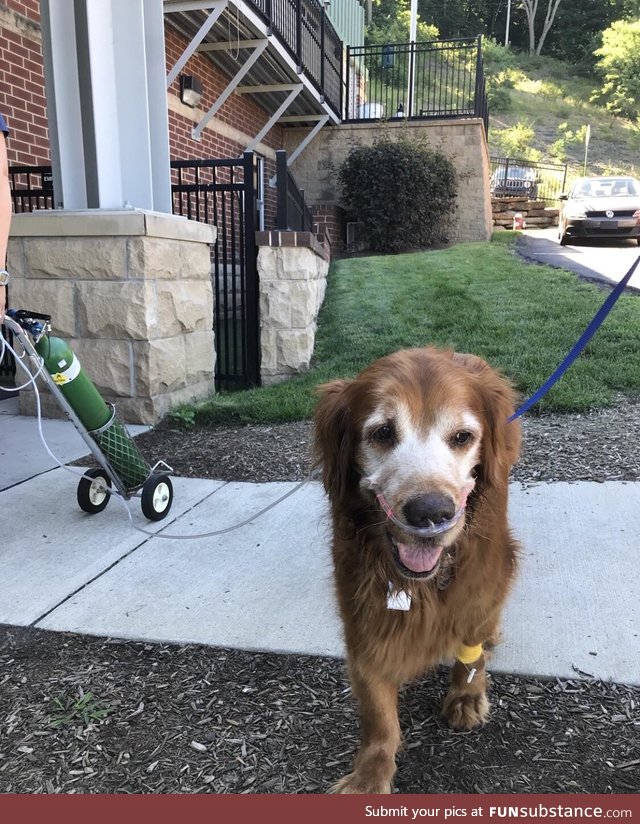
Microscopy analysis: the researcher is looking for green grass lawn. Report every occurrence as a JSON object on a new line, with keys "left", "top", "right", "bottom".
{"left": 184, "top": 235, "right": 640, "bottom": 426}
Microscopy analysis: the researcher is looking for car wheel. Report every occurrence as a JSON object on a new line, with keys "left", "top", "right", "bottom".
{"left": 559, "top": 229, "right": 569, "bottom": 246}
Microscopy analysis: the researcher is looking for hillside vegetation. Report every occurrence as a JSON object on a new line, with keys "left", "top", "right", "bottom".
{"left": 484, "top": 42, "right": 640, "bottom": 181}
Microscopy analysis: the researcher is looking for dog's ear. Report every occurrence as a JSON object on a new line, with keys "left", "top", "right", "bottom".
{"left": 454, "top": 353, "right": 521, "bottom": 489}
{"left": 313, "top": 379, "right": 357, "bottom": 501}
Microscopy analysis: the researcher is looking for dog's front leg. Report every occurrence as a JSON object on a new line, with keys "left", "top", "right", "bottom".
{"left": 333, "top": 667, "right": 401, "bottom": 794}
{"left": 442, "top": 651, "right": 490, "bottom": 731}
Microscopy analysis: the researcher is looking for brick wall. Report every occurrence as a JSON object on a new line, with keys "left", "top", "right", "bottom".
{"left": 0, "top": 5, "right": 286, "bottom": 227}
{"left": 165, "top": 23, "right": 286, "bottom": 228}
{"left": 0, "top": 0, "right": 49, "bottom": 166}
{"left": 312, "top": 203, "right": 344, "bottom": 251}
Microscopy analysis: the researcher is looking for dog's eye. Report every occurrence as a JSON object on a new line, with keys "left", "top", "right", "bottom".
{"left": 453, "top": 430, "right": 473, "bottom": 446}
{"left": 371, "top": 423, "right": 395, "bottom": 444}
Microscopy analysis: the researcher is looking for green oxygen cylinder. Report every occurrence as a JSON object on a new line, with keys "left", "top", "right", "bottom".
{"left": 35, "top": 335, "right": 111, "bottom": 431}
{"left": 35, "top": 335, "right": 150, "bottom": 490}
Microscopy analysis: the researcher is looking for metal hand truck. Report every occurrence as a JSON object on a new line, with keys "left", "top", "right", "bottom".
{"left": 4, "top": 309, "right": 174, "bottom": 521}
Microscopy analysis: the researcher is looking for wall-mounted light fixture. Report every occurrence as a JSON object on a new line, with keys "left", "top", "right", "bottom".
{"left": 180, "top": 74, "right": 202, "bottom": 108}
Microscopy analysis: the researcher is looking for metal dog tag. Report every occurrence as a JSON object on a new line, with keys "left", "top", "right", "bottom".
{"left": 387, "top": 582, "right": 411, "bottom": 610}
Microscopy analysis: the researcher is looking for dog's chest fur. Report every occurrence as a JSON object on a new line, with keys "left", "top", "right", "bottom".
{"left": 331, "top": 509, "right": 517, "bottom": 684}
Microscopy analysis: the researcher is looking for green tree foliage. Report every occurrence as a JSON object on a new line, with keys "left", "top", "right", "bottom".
{"left": 418, "top": 0, "right": 506, "bottom": 40}
{"left": 367, "top": 0, "right": 438, "bottom": 45}
{"left": 531, "top": 0, "right": 637, "bottom": 69}
{"left": 592, "top": 19, "right": 640, "bottom": 119}
{"left": 370, "top": 0, "right": 638, "bottom": 65}
{"left": 490, "top": 121, "right": 541, "bottom": 160}
{"left": 338, "top": 137, "right": 458, "bottom": 253}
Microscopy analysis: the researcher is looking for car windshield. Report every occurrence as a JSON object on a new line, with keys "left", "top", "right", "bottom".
{"left": 571, "top": 178, "right": 640, "bottom": 198}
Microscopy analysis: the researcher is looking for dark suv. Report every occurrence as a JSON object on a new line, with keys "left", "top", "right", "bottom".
{"left": 491, "top": 166, "right": 539, "bottom": 199}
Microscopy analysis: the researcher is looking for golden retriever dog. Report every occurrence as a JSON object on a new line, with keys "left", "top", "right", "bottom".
{"left": 313, "top": 347, "right": 521, "bottom": 794}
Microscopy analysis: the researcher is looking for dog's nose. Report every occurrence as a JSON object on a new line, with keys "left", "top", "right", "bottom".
{"left": 403, "top": 493, "right": 456, "bottom": 527}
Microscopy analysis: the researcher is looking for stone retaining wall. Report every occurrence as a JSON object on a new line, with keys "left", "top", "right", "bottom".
{"left": 256, "top": 231, "right": 329, "bottom": 386}
{"left": 492, "top": 197, "right": 560, "bottom": 229}
{"left": 8, "top": 210, "right": 217, "bottom": 424}
{"left": 283, "top": 119, "right": 493, "bottom": 244}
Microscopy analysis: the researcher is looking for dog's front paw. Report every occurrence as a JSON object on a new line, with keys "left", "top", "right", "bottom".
{"left": 442, "top": 690, "right": 489, "bottom": 730}
{"left": 330, "top": 771, "right": 393, "bottom": 795}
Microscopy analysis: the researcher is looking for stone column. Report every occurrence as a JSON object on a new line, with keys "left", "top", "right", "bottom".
{"left": 256, "top": 231, "right": 329, "bottom": 386}
{"left": 8, "top": 209, "right": 216, "bottom": 424}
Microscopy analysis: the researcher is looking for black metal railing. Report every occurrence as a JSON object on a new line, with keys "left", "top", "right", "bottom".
{"left": 490, "top": 157, "right": 568, "bottom": 204}
{"left": 2, "top": 165, "right": 55, "bottom": 379}
{"left": 249, "top": 0, "right": 342, "bottom": 118}
{"left": 274, "top": 150, "right": 314, "bottom": 232}
{"left": 171, "top": 152, "right": 261, "bottom": 389}
{"left": 0, "top": 321, "right": 16, "bottom": 381}
{"left": 344, "top": 36, "right": 488, "bottom": 134}
{"left": 9, "top": 165, "right": 54, "bottom": 212}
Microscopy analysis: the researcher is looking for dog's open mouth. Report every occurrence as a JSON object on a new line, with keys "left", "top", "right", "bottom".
{"left": 390, "top": 537, "right": 444, "bottom": 578}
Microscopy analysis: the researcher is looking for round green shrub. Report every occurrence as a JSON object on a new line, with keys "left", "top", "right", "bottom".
{"left": 338, "top": 136, "right": 458, "bottom": 253}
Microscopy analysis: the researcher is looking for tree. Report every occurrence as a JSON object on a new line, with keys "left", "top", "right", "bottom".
{"left": 593, "top": 19, "right": 640, "bottom": 119}
{"left": 538, "top": 0, "right": 633, "bottom": 70}
{"left": 368, "top": 0, "right": 438, "bottom": 45}
{"left": 519, "top": 0, "right": 564, "bottom": 55}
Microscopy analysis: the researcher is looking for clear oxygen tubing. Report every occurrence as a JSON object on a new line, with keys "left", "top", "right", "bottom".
{"left": 0, "top": 330, "right": 310, "bottom": 541}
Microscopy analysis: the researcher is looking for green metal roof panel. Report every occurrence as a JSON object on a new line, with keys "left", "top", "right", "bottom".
{"left": 326, "top": 0, "right": 365, "bottom": 48}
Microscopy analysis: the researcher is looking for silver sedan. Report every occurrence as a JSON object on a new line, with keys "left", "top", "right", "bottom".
{"left": 558, "top": 176, "right": 640, "bottom": 246}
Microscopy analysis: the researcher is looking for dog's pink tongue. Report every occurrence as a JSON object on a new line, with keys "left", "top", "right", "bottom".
{"left": 397, "top": 543, "right": 443, "bottom": 573}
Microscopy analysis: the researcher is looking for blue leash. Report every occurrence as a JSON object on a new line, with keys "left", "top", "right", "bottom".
{"left": 508, "top": 254, "right": 640, "bottom": 422}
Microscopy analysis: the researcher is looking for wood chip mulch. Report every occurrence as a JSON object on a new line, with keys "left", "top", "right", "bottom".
{"left": 130, "top": 395, "right": 640, "bottom": 486}
{"left": 1, "top": 626, "right": 638, "bottom": 795}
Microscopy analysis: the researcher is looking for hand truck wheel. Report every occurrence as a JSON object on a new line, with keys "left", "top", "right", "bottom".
{"left": 141, "top": 474, "right": 173, "bottom": 521}
{"left": 77, "top": 468, "right": 112, "bottom": 515}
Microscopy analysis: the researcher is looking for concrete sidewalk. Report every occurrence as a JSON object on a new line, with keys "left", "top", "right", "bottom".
{"left": 1, "top": 395, "right": 638, "bottom": 685}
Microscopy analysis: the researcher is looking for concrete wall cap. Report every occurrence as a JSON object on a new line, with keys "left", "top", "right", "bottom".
{"left": 10, "top": 209, "right": 217, "bottom": 244}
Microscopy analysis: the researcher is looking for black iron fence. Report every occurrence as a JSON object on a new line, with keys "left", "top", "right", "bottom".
{"left": 5, "top": 159, "right": 264, "bottom": 389}
{"left": 9, "top": 165, "right": 54, "bottom": 212}
{"left": 490, "top": 157, "right": 567, "bottom": 204}
{"left": 171, "top": 153, "right": 261, "bottom": 389}
{"left": 249, "top": 0, "right": 342, "bottom": 118}
{"left": 345, "top": 36, "right": 488, "bottom": 133}
{"left": 274, "top": 150, "right": 314, "bottom": 232}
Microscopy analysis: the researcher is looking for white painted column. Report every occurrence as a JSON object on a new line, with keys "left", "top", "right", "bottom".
{"left": 40, "top": 0, "right": 87, "bottom": 209}
{"left": 40, "top": 0, "right": 172, "bottom": 213}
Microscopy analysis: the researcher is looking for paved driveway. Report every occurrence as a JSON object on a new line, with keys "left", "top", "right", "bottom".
{"left": 516, "top": 227, "right": 640, "bottom": 292}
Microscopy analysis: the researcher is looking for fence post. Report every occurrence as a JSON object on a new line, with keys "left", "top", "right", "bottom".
{"left": 243, "top": 151, "right": 261, "bottom": 386}
{"left": 344, "top": 45, "right": 350, "bottom": 120}
{"left": 474, "top": 35, "right": 483, "bottom": 118}
{"left": 320, "top": 6, "right": 325, "bottom": 99}
{"left": 295, "top": 0, "right": 302, "bottom": 72}
{"left": 275, "top": 150, "right": 288, "bottom": 230}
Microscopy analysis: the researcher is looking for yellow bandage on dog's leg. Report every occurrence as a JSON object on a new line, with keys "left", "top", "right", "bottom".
{"left": 457, "top": 643, "right": 483, "bottom": 665}
{"left": 456, "top": 643, "right": 483, "bottom": 683}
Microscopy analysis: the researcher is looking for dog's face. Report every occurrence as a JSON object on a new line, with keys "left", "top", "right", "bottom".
{"left": 314, "top": 348, "right": 520, "bottom": 581}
